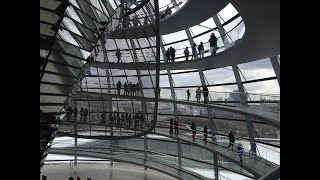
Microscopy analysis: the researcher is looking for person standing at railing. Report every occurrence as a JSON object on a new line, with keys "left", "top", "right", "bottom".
{"left": 100, "top": 112, "right": 106, "bottom": 125}
{"left": 191, "top": 121, "right": 196, "bottom": 141}
{"left": 169, "top": 118, "right": 174, "bottom": 134}
{"left": 184, "top": 47, "right": 189, "bottom": 60}
{"left": 83, "top": 108, "right": 88, "bottom": 123}
{"left": 227, "top": 131, "right": 235, "bottom": 150}
{"left": 129, "top": 82, "right": 133, "bottom": 96}
{"left": 132, "top": 83, "right": 136, "bottom": 96}
{"left": 203, "top": 125, "right": 208, "bottom": 143}
{"left": 133, "top": 16, "right": 139, "bottom": 27}
{"left": 80, "top": 107, "right": 84, "bottom": 121}
{"left": 198, "top": 42, "right": 204, "bottom": 58}
{"left": 124, "top": 82, "right": 128, "bottom": 95}
{"left": 67, "top": 106, "right": 73, "bottom": 120}
{"left": 191, "top": 43, "right": 197, "bottom": 60}
{"left": 237, "top": 144, "right": 243, "bottom": 162}
{"left": 209, "top": 33, "right": 218, "bottom": 55}
{"left": 165, "top": 48, "right": 171, "bottom": 62}
{"left": 187, "top": 89, "right": 190, "bottom": 101}
{"left": 116, "top": 81, "right": 122, "bottom": 95}
{"left": 136, "top": 83, "right": 140, "bottom": 95}
{"left": 144, "top": 16, "right": 148, "bottom": 25}
{"left": 169, "top": 47, "right": 176, "bottom": 62}
{"left": 202, "top": 85, "right": 209, "bottom": 104}
{"left": 116, "top": 49, "right": 121, "bottom": 63}
{"left": 128, "top": 113, "right": 132, "bottom": 128}
{"left": 174, "top": 119, "right": 179, "bottom": 134}
{"left": 73, "top": 107, "right": 78, "bottom": 120}
{"left": 165, "top": 5, "right": 172, "bottom": 16}
{"left": 121, "top": 112, "right": 125, "bottom": 126}
{"left": 196, "top": 87, "right": 202, "bottom": 103}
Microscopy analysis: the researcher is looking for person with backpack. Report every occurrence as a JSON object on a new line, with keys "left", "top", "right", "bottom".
{"left": 237, "top": 144, "right": 244, "bottom": 162}
{"left": 116, "top": 49, "right": 121, "bottom": 63}
{"left": 209, "top": 32, "right": 218, "bottom": 55}
{"left": 169, "top": 47, "right": 176, "bottom": 62}
{"left": 191, "top": 121, "right": 196, "bottom": 140}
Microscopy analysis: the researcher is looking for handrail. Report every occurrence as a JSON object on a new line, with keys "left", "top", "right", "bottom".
{"left": 157, "top": 121, "right": 280, "bottom": 156}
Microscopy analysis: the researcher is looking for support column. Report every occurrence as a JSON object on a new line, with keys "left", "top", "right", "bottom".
{"left": 74, "top": 122, "right": 77, "bottom": 166}
{"left": 129, "top": 39, "right": 148, "bottom": 129}
{"left": 270, "top": 56, "right": 280, "bottom": 86}
{"left": 144, "top": 135, "right": 148, "bottom": 169}
{"left": 100, "top": 33, "right": 114, "bottom": 166}
{"left": 213, "top": 153, "right": 219, "bottom": 180}
{"left": 160, "top": 40, "right": 181, "bottom": 168}
{"left": 232, "top": 65, "right": 256, "bottom": 154}
{"left": 212, "top": 15, "right": 230, "bottom": 48}
{"left": 185, "top": 28, "right": 218, "bottom": 179}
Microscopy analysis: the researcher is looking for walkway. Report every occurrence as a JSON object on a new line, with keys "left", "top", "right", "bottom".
{"left": 98, "top": 0, "right": 279, "bottom": 70}
{"left": 49, "top": 147, "right": 211, "bottom": 180}
{"left": 73, "top": 92, "right": 280, "bottom": 129}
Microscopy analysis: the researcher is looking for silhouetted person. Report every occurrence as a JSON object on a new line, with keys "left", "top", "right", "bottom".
{"left": 127, "top": 113, "right": 132, "bottom": 128}
{"left": 124, "top": 82, "right": 128, "bottom": 95}
{"left": 100, "top": 112, "right": 106, "bottom": 125}
{"left": 109, "top": 112, "right": 114, "bottom": 125}
{"left": 169, "top": 118, "right": 174, "bottom": 134}
{"left": 174, "top": 119, "right": 179, "bottom": 134}
{"left": 227, "top": 131, "right": 235, "bottom": 150}
{"left": 67, "top": 106, "right": 73, "bottom": 120}
{"left": 184, "top": 47, "right": 189, "bottom": 60}
{"left": 116, "top": 112, "right": 120, "bottom": 125}
{"left": 68, "top": 177, "right": 74, "bottom": 180}
{"left": 198, "top": 42, "right": 204, "bottom": 58}
{"left": 129, "top": 82, "right": 133, "bottom": 95}
{"left": 116, "top": 81, "right": 122, "bottom": 95}
{"left": 83, "top": 108, "right": 88, "bottom": 123}
{"left": 140, "top": 114, "right": 144, "bottom": 128}
{"left": 191, "top": 43, "right": 197, "bottom": 59}
{"left": 238, "top": 144, "right": 243, "bottom": 162}
{"left": 73, "top": 107, "right": 78, "bottom": 119}
{"left": 132, "top": 83, "right": 136, "bottom": 95}
{"left": 121, "top": 112, "right": 125, "bottom": 125}
{"left": 187, "top": 89, "right": 190, "bottom": 101}
{"left": 77, "top": 177, "right": 81, "bottom": 180}
{"left": 122, "top": 16, "right": 130, "bottom": 27}
{"left": 165, "top": 6, "right": 172, "bottom": 16}
{"left": 203, "top": 125, "right": 208, "bottom": 143}
{"left": 42, "top": 175, "right": 47, "bottom": 180}
{"left": 144, "top": 16, "right": 148, "bottom": 25}
{"left": 165, "top": 48, "right": 171, "bottom": 62}
{"left": 191, "top": 121, "right": 196, "bottom": 140}
{"left": 169, "top": 47, "right": 176, "bottom": 62}
{"left": 196, "top": 87, "right": 202, "bottom": 103}
{"left": 202, "top": 85, "right": 209, "bottom": 104}
{"left": 116, "top": 49, "right": 121, "bottom": 63}
{"left": 209, "top": 33, "right": 218, "bottom": 55}
{"left": 80, "top": 107, "right": 84, "bottom": 121}
{"left": 133, "top": 15, "right": 139, "bottom": 26}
